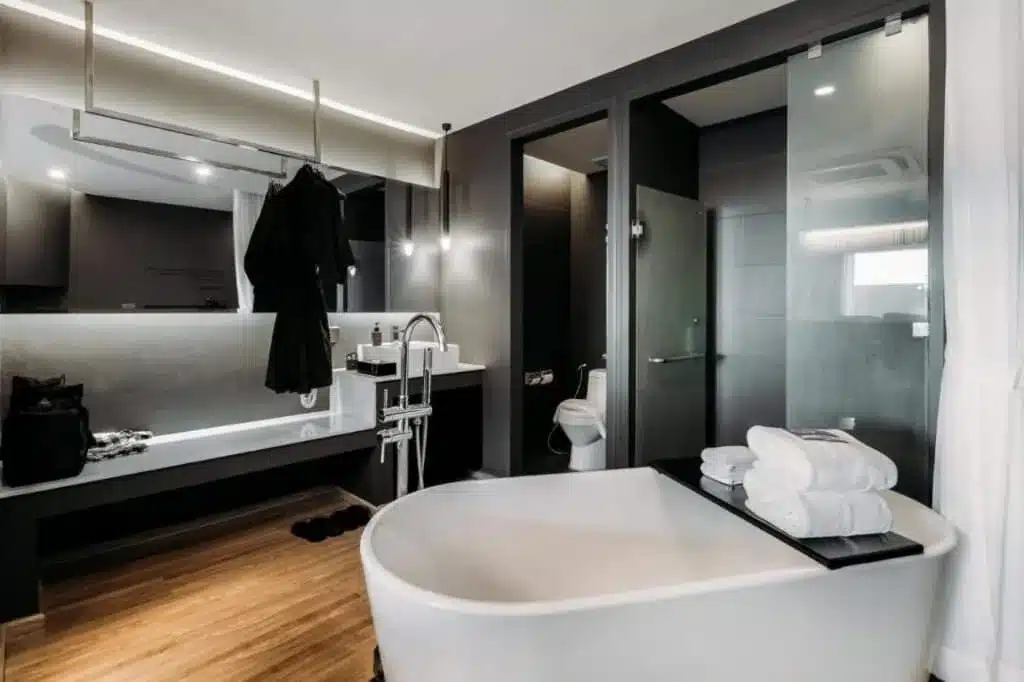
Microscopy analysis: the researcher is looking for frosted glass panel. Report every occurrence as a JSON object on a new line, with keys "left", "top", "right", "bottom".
{"left": 785, "top": 17, "right": 931, "bottom": 501}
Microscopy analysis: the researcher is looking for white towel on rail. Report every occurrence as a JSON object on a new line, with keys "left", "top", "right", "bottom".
{"left": 745, "top": 426, "right": 897, "bottom": 493}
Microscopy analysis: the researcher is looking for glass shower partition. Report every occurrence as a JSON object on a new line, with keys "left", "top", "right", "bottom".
{"left": 785, "top": 16, "right": 932, "bottom": 501}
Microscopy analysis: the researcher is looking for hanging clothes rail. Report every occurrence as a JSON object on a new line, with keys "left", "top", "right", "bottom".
{"left": 72, "top": 1, "right": 346, "bottom": 180}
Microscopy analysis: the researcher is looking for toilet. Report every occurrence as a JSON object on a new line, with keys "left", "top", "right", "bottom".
{"left": 554, "top": 369, "right": 607, "bottom": 471}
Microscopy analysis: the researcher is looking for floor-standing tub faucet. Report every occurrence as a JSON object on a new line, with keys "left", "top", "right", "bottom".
{"left": 377, "top": 314, "right": 448, "bottom": 497}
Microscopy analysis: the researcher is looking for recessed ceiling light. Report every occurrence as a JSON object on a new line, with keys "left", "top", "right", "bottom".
{"left": 47, "top": 167, "right": 67, "bottom": 181}
{"left": 194, "top": 165, "right": 214, "bottom": 179}
{"left": 401, "top": 240, "right": 415, "bottom": 257}
{"left": 814, "top": 84, "right": 836, "bottom": 97}
{"left": 0, "top": 0, "right": 440, "bottom": 139}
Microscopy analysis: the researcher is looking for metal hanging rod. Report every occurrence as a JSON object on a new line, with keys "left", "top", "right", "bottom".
{"left": 73, "top": 0, "right": 347, "bottom": 180}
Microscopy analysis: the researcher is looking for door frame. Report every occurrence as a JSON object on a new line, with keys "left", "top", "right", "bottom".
{"left": 509, "top": 106, "right": 612, "bottom": 475}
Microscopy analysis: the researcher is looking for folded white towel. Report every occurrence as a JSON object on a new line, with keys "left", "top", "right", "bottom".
{"left": 746, "top": 426, "right": 897, "bottom": 492}
{"left": 700, "top": 461, "right": 750, "bottom": 486}
{"left": 743, "top": 467, "right": 893, "bottom": 538}
{"left": 700, "top": 446, "right": 757, "bottom": 468}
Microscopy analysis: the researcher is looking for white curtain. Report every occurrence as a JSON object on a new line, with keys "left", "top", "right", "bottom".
{"left": 934, "top": 1, "right": 1024, "bottom": 680}
{"left": 232, "top": 189, "right": 265, "bottom": 313}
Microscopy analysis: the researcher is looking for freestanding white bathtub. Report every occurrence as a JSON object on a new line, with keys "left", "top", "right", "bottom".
{"left": 360, "top": 467, "right": 955, "bottom": 682}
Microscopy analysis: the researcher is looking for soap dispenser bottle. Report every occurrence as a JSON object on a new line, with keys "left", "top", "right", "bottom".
{"left": 371, "top": 323, "right": 382, "bottom": 347}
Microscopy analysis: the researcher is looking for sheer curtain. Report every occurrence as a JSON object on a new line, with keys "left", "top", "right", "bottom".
{"left": 232, "top": 189, "right": 265, "bottom": 313}
{"left": 934, "top": 0, "right": 1023, "bottom": 680}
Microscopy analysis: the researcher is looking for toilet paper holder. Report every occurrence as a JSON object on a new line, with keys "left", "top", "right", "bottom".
{"left": 525, "top": 370, "right": 555, "bottom": 386}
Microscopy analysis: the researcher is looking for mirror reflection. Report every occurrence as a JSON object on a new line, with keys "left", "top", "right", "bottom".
{"left": 0, "top": 94, "right": 390, "bottom": 313}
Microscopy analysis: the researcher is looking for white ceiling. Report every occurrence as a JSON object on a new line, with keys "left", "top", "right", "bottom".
{"left": 524, "top": 119, "right": 608, "bottom": 175}
{"left": 663, "top": 64, "right": 788, "bottom": 127}
{"left": 16, "top": 0, "right": 796, "bottom": 133}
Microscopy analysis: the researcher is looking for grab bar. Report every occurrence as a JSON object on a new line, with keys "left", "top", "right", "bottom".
{"left": 648, "top": 353, "right": 705, "bottom": 365}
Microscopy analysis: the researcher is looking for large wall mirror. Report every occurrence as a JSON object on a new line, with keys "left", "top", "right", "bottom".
{"left": 0, "top": 94, "right": 403, "bottom": 314}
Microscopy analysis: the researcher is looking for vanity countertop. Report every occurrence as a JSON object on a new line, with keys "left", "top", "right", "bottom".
{"left": 333, "top": 362, "right": 486, "bottom": 384}
{"left": 0, "top": 410, "right": 376, "bottom": 500}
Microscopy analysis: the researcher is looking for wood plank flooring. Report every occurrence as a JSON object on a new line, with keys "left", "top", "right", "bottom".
{"left": 4, "top": 508, "right": 376, "bottom": 682}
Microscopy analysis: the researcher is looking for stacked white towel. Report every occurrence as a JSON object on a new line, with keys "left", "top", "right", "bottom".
{"left": 700, "top": 446, "right": 757, "bottom": 486}
{"left": 742, "top": 426, "right": 897, "bottom": 539}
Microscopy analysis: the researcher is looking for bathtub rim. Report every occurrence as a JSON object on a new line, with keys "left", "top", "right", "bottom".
{"left": 360, "top": 471, "right": 957, "bottom": 617}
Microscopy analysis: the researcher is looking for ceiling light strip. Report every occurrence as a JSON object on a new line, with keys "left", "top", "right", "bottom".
{"left": 0, "top": 0, "right": 440, "bottom": 139}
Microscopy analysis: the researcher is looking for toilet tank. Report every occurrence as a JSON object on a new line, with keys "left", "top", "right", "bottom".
{"left": 586, "top": 369, "right": 607, "bottom": 418}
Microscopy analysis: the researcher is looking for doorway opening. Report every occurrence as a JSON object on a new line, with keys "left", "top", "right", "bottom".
{"left": 517, "top": 115, "right": 609, "bottom": 475}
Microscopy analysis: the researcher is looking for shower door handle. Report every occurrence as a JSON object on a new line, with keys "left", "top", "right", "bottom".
{"left": 648, "top": 353, "right": 705, "bottom": 365}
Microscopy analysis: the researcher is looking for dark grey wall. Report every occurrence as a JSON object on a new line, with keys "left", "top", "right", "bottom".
{"left": 570, "top": 171, "right": 607, "bottom": 371}
{"left": 347, "top": 240, "right": 386, "bottom": 312}
{"left": 0, "top": 178, "right": 70, "bottom": 289}
{"left": 444, "top": 0, "right": 936, "bottom": 477}
{"left": 700, "top": 110, "right": 788, "bottom": 446}
{"left": 385, "top": 180, "right": 441, "bottom": 312}
{"left": 68, "top": 194, "right": 235, "bottom": 312}
{"left": 631, "top": 102, "right": 700, "bottom": 200}
{"left": 522, "top": 155, "right": 573, "bottom": 463}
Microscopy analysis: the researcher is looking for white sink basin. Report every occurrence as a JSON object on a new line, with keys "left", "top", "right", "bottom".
{"left": 357, "top": 342, "right": 460, "bottom": 376}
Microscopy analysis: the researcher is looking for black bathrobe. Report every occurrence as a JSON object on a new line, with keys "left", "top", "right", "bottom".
{"left": 244, "top": 165, "right": 355, "bottom": 394}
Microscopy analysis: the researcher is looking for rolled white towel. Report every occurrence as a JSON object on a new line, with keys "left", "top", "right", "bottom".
{"left": 746, "top": 426, "right": 897, "bottom": 492}
{"left": 700, "top": 445, "right": 757, "bottom": 468}
{"left": 700, "top": 461, "right": 750, "bottom": 487}
{"left": 743, "top": 467, "right": 893, "bottom": 538}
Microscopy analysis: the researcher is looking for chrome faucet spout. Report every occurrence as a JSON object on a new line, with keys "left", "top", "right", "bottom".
{"left": 399, "top": 314, "right": 447, "bottom": 407}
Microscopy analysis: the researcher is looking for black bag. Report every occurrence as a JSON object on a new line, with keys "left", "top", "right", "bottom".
{"left": 1, "top": 375, "right": 92, "bottom": 487}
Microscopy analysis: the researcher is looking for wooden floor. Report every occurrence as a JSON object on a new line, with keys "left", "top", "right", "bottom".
{"left": 4, "top": 508, "right": 377, "bottom": 682}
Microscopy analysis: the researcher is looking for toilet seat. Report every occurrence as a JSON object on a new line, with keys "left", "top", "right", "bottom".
{"left": 556, "top": 400, "right": 606, "bottom": 438}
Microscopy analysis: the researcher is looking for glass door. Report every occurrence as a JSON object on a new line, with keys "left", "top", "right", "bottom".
{"left": 634, "top": 185, "right": 709, "bottom": 466}
{"left": 785, "top": 16, "right": 932, "bottom": 501}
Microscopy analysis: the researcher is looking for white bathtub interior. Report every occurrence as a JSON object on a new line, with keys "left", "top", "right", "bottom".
{"left": 368, "top": 468, "right": 941, "bottom": 605}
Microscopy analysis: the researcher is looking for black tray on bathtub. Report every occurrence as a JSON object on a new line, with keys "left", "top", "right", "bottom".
{"left": 649, "top": 458, "right": 924, "bottom": 570}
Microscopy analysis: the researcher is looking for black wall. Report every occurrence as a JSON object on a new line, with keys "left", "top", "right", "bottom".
{"left": 570, "top": 171, "right": 608, "bottom": 371}
{"left": 700, "top": 110, "right": 788, "bottom": 446}
{"left": 68, "top": 194, "right": 235, "bottom": 311}
{"left": 522, "top": 155, "right": 573, "bottom": 464}
{"left": 631, "top": 102, "right": 700, "bottom": 200}
{"left": 345, "top": 186, "right": 386, "bottom": 242}
{"left": 444, "top": 0, "right": 939, "bottom": 477}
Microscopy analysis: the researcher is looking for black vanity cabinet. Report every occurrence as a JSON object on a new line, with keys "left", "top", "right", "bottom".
{"left": 341, "top": 368, "right": 484, "bottom": 505}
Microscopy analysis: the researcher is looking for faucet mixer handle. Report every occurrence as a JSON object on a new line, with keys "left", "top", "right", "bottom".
{"left": 423, "top": 348, "right": 434, "bottom": 405}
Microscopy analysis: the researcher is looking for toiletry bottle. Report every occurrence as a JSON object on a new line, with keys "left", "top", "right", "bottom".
{"left": 371, "top": 323, "right": 382, "bottom": 347}
{"left": 391, "top": 325, "right": 400, "bottom": 342}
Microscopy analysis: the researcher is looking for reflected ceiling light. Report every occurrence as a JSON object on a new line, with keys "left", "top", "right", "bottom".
{"left": 47, "top": 167, "right": 67, "bottom": 181}
{"left": 814, "top": 84, "right": 837, "bottom": 97}
{"left": 0, "top": 0, "right": 440, "bottom": 139}
{"left": 194, "top": 164, "right": 214, "bottom": 179}
{"left": 182, "top": 155, "right": 201, "bottom": 163}
{"left": 800, "top": 220, "right": 928, "bottom": 253}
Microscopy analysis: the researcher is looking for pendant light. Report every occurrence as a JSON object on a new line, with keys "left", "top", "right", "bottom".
{"left": 402, "top": 183, "right": 415, "bottom": 257}
{"left": 439, "top": 122, "right": 452, "bottom": 252}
